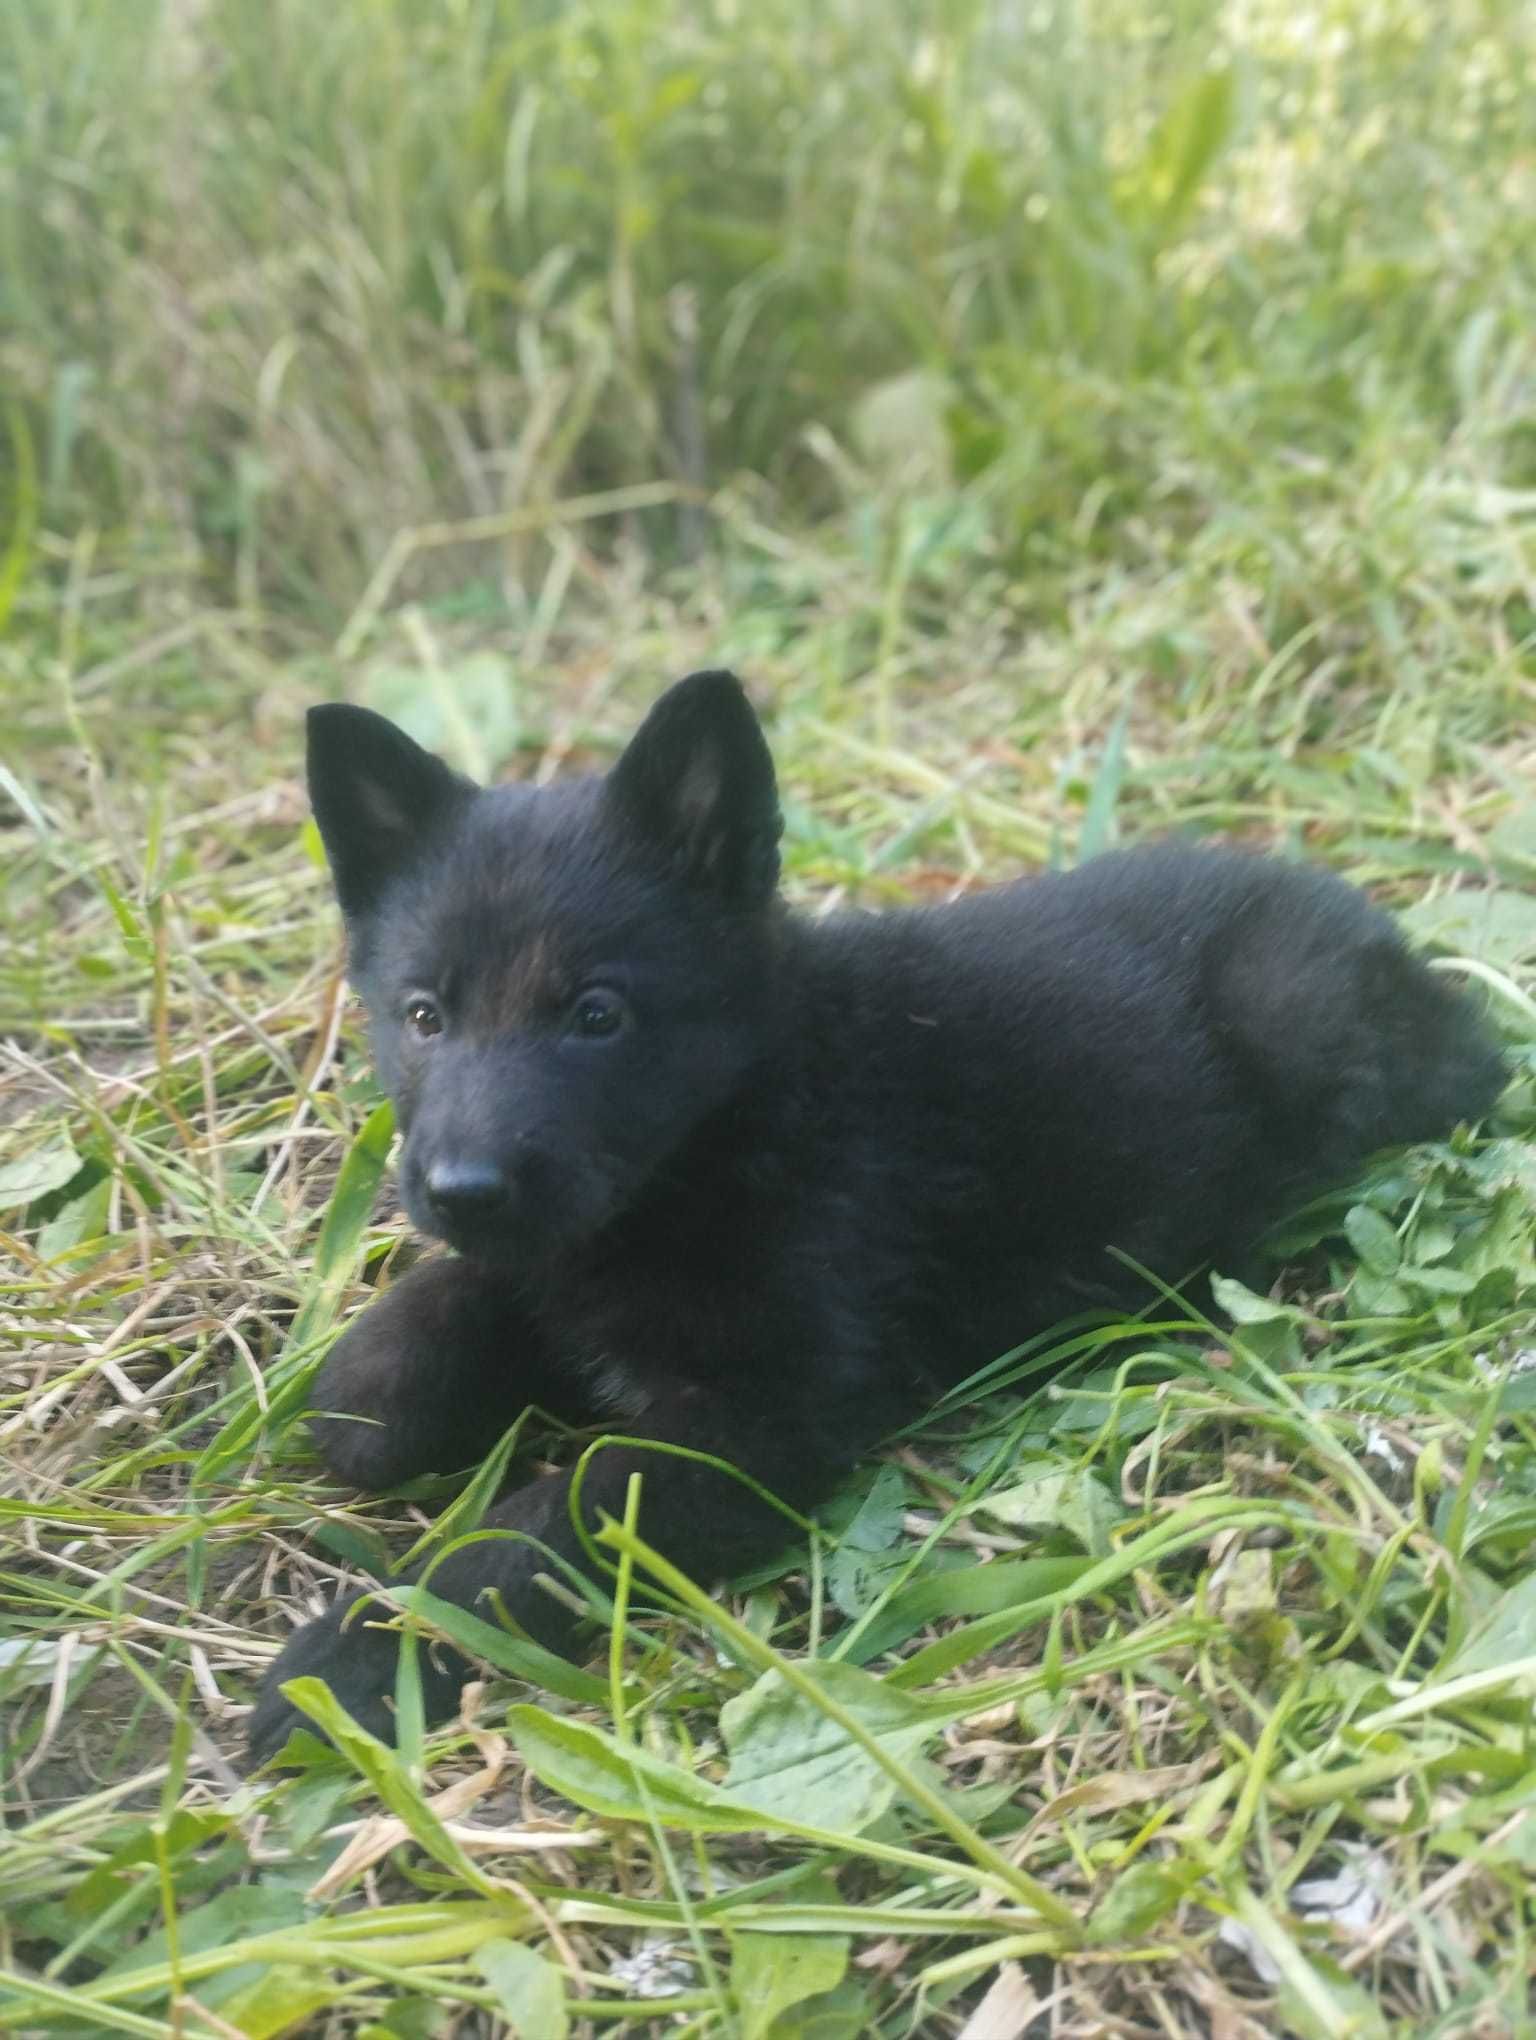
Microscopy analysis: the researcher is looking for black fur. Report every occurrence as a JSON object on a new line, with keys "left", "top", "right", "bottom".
{"left": 248, "top": 671, "right": 1504, "bottom": 1762}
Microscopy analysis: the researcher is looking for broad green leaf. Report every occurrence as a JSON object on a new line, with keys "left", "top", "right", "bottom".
{"left": 1500, "top": 1372, "right": 1536, "bottom": 1416}
{"left": 473, "top": 1940, "right": 568, "bottom": 2040}
{"left": 835, "top": 1462, "right": 911, "bottom": 1552}
{"left": 363, "top": 654, "right": 520, "bottom": 778}
{"left": 37, "top": 1176, "right": 111, "bottom": 1260}
{"left": 277, "top": 1772, "right": 354, "bottom": 1854}
{"left": 824, "top": 1466, "right": 922, "bottom": 1614}
{"left": 826, "top": 1540, "right": 916, "bottom": 1619}
{"left": 0, "top": 1135, "right": 83, "bottom": 1210}
{"left": 979, "top": 1468, "right": 1124, "bottom": 1556}
{"left": 93, "top": 1884, "right": 306, "bottom": 1986}
{"left": 1444, "top": 1571, "right": 1536, "bottom": 1678}
{"left": 780, "top": 1980, "right": 874, "bottom": 2037}
{"left": 1350, "top": 1271, "right": 1412, "bottom": 1317}
{"left": 1489, "top": 803, "right": 1536, "bottom": 873}
{"left": 507, "top": 1704, "right": 761, "bottom": 1833}
{"left": 1399, "top": 1263, "right": 1477, "bottom": 1298}
{"left": 1210, "top": 1274, "right": 1306, "bottom": 1326}
{"left": 731, "top": 1929, "right": 849, "bottom": 2040}
{"left": 77, "top": 1806, "right": 230, "bottom": 1889}
{"left": 210, "top": 1968, "right": 343, "bottom": 2040}
{"left": 1399, "top": 888, "right": 1536, "bottom": 968}
{"left": 511, "top": 1685, "right": 942, "bottom": 1847}
{"left": 357, "top": 2012, "right": 437, "bottom": 2040}
{"left": 1413, "top": 1221, "right": 1457, "bottom": 1263}
{"left": 1089, "top": 1862, "right": 1190, "bottom": 1943}
{"left": 1210, "top": 1548, "right": 1302, "bottom": 1668}
{"left": 1344, "top": 1205, "right": 1401, "bottom": 1276}
{"left": 720, "top": 1660, "right": 935, "bottom": 1833}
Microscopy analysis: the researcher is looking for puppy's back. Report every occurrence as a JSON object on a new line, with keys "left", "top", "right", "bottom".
{"left": 927, "top": 843, "right": 1504, "bottom": 1168}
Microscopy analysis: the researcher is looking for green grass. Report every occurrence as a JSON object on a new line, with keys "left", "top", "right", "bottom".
{"left": 4, "top": 1, "right": 1536, "bottom": 2035}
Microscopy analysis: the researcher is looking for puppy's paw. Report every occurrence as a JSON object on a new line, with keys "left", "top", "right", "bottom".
{"left": 247, "top": 1592, "right": 469, "bottom": 1767}
{"left": 305, "top": 1403, "right": 430, "bottom": 1493}
{"left": 307, "top": 1307, "right": 452, "bottom": 1491}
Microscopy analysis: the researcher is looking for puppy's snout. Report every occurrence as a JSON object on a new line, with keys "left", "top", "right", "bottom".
{"left": 424, "top": 1157, "right": 512, "bottom": 1228}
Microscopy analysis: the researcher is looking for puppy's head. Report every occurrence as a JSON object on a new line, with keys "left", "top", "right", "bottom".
{"left": 306, "top": 670, "right": 783, "bottom": 1271}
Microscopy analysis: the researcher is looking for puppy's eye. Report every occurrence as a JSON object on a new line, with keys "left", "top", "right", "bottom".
{"left": 406, "top": 996, "right": 442, "bottom": 1039}
{"left": 569, "top": 989, "right": 629, "bottom": 1040}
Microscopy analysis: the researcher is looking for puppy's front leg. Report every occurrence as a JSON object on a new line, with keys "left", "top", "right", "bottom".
{"left": 248, "top": 1386, "right": 865, "bottom": 1762}
{"left": 307, "top": 1254, "right": 598, "bottom": 1492}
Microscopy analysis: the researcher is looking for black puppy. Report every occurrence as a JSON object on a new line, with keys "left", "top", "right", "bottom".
{"left": 248, "top": 671, "right": 1502, "bottom": 1761}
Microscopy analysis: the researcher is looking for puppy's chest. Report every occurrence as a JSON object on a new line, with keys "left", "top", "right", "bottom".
{"left": 550, "top": 1245, "right": 840, "bottom": 1417}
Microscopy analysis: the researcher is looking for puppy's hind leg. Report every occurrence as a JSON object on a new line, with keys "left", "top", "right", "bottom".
{"left": 1344, "top": 933, "right": 1506, "bottom": 1149}
{"left": 1205, "top": 873, "right": 1505, "bottom": 1183}
{"left": 307, "top": 1255, "right": 595, "bottom": 1491}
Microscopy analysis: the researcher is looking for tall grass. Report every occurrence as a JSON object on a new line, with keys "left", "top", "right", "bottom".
{"left": 5, "top": 0, "right": 1535, "bottom": 618}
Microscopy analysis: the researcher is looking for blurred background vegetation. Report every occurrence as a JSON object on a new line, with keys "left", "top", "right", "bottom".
{"left": 4, "top": 0, "right": 1534, "bottom": 642}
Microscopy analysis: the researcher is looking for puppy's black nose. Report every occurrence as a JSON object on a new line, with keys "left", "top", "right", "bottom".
{"left": 424, "top": 1158, "right": 510, "bottom": 1227}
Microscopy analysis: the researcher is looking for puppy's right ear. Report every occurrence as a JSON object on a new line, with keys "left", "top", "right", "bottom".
{"left": 306, "top": 705, "right": 473, "bottom": 919}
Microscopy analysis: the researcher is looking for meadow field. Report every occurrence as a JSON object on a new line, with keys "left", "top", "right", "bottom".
{"left": 3, "top": 1, "right": 1536, "bottom": 2033}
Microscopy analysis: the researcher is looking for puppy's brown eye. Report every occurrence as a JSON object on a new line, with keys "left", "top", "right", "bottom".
{"left": 406, "top": 997, "right": 442, "bottom": 1038}
{"left": 570, "top": 989, "right": 628, "bottom": 1040}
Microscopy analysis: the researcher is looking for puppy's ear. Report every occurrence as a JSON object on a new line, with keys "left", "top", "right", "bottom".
{"left": 306, "top": 705, "right": 473, "bottom": 919}
{"left": 605, "top": 671, "right": 781, "bottom": 905}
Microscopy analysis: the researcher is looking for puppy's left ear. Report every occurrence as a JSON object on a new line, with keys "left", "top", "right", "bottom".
{"left": 605, "top": 671, "right": 781, "bottom": 905}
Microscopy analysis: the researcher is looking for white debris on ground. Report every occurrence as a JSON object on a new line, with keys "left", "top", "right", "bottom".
{"left": 1219, "top": 1846, "right": 1388, "bottom": 1983}
{"left": 1360, "top": 1425, "right": 1406, "bottom": 1474}
{"left": 607, "top": 1936, "right": 697, "bottom": 1998}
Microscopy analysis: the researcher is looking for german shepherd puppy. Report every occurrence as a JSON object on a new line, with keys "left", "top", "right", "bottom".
{"left": 248, "top": 671, "right": 1503, "bottom": 1761}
